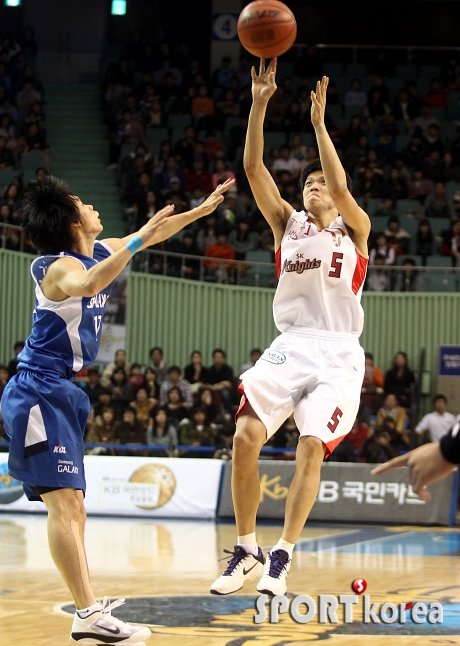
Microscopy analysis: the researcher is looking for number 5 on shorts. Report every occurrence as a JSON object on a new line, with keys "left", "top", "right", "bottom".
{"left": 327, "top": 406, "right": 343, "bottom": 433}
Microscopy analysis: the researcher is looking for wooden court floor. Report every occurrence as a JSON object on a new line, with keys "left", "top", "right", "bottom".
{"left": 1, "top": 512, "right": 460, "bottom": 646}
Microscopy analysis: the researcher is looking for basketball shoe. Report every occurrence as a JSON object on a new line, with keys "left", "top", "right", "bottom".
{"left": 256, "top": 548, "right": 291, "bottom": 595}
{"left": 210, "top": 545, "right": 265, "bottom": 595}
{"left": 70, "top": 597, "right": 151, "bottom": 644}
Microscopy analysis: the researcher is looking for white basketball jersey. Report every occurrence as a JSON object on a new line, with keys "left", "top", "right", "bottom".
{"left": 273, "top": 210, "right": 368, "bottom": 335}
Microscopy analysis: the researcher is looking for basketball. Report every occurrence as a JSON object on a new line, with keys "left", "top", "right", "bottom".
{"left": 237, "top": 0, "right": 297, "bottom": 59}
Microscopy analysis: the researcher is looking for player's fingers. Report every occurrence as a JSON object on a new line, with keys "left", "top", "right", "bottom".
{"left": 270, "top": 57, "right": 277, "bottom": 74}
{"left": 251, "top": 66, "right": 257, "bottom": 81}
{"left": 371, "top": 453, "right": 409, "bottom": 475}
{"left": 414, "top": 484, "right": 431, "bottom": 502}
{"left": 215, "top": 178, "right": 235, "bottom": 193}
{"left": 259, "top": 58, "right": 265, "bottom": 75}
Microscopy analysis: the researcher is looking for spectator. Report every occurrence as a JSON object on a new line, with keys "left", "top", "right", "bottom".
{"left": 415, "top": 394, "right": 457, "bottom": 443}
{"left": 143, "top": 367, "right": 158, "bottom": 400}
{"left": 163, "top": 386, "right": 190, "bottom": 425}
{"left": 0, "top": 135, "right": 15, "bottom": 168}
{"left": 271, "top": 144, "right": 303, "bottom": 179}
{"left": 86, "top": 406, "right": 118, "bottom": 455}
{"left": 360, "top": 428, "right": 399, "bottom": 463}
{"left": 159, "top": 365, "right": 193, "bottom": 408}
{"left": 7, "top": 340, "right": 24, "bottom": 378}
{"left": 424, "top": 183, "right": 452, "bottom": 221}
{"left": 205, "top": 348, "right": 235, "bottom": 413}
{"left": 240, "top": 348, "right": 263, "bottom": 374}
{"left": 415, "top": 218, "right": 435, "bottom": 259}
{"left": 407, "top": 169, "right": 433, "bottom": 203}
{"left": 178, "top": 407, "right": 216, "bottom": 456}
{"left": 109, "top": 366, "right": 132, "bottom": 417}
{"left": 149, "top": 346, "right": 169, "bottom": 386}
{"left": 361, "top": 352, "right": 385, "bottom": 415}
{"left": 228, "top": 218, "right": 259, "bottom": 260}
{"left": 191, "top": 83, "right": 215, "bottom": 130}
{"left": 183, "top": 350, "right": 209, "bottom": 394}
{"left": 394, "top": 257, "right": 426, "bottom": 291}
{"left": 365, "top": 253, "right": 390, "bottom": 291}
{"left": 184, "top": 155, "right": 213, "bottom": 194}
{"left": 0, "top": 364, "right": 9, "bottom": 400}
{"left": 114, "top": 408, "right": 146, "bottom": 449}
{"left": 345, "top": 415, "right": 370, "bottom": 455}
{"left": 369, "top": 232, "right": 396, "bottom": 266}
{"left": 383, "top": 215, "right": 411, "bottom": 255}
{"left": 129, "top": 386, "right": 157, "bottom": 431}
{"left": 197, "top": 386, "right": 226, "bottom": 426}
{"left": 271, "top": 414, "right": 299, "bottom": 451}
{"left": 81, "top": 366, "right": 104, "bottom": 406}
{"left": 211, "top": 158, "right": 237, "bottom": 191}
{"left": 384, "top": 351, "right": 416, "bottom": 408}
{"left": 204, "top": 232, "right": 236, "bottom": 282}
{"left": 101, "top": 349, "right": 129, "bottom": 386}
{"left": 343, "top": 79, "right": 367, "bottom": 107}
{"left": 146, "top": 407, "right": 178, "bottom": 456}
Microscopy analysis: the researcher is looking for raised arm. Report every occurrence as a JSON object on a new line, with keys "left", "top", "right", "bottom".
{"left": 243, "top": 58, "right": 293, "bottom": 251}
{"left": 311, "top": 76, "right": 371, "bottom": 257}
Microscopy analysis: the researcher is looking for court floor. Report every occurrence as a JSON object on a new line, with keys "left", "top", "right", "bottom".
{"left": 1, "top": 512, "right": 460, "bottom": 645}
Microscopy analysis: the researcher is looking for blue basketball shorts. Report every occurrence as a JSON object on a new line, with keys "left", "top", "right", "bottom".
{"left": 1, "top": 370, "right": 90, "bottom": 501}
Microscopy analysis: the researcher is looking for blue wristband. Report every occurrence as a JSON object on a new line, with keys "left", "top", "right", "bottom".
{"left": 125, "top": 235, "right": 143, "bottom": 255}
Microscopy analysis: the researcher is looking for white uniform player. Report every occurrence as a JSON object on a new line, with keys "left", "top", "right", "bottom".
{"left": 211, "top": 68, "right": 371, "bottom": 599}
{"left": 240, "top": 211, "right": 367, "bottom": 458}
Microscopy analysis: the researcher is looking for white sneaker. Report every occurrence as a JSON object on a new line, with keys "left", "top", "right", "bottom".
{"left": 71, "top": 597, "right": 151, "bottom": 644}
{"left": 256, "top": 549, "right": 291, "bottom": 596}
{"left": 210, "top": 545, "right": 265, "bottom": 595}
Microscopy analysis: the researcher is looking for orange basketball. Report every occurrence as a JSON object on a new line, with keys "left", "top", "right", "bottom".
{"left": 237, "top": 0, "right": 297, "bottom": 59}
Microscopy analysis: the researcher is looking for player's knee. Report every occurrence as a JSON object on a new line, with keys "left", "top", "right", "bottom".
{"left": 297, "top": 435, "right": 326, "bottom": 464}
{"left": 45, "top": 489, "right": 83, "bottom": 521}
{"left": 233, "top": 424, "right": 265, "bottom": 453}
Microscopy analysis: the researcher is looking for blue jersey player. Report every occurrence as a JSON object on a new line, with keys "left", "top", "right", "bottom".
{"left": 0, "top": 175, "right": 234, "bottom": 644}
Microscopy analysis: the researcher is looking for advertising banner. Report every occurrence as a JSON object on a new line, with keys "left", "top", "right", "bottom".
{"left": 218, "top": 461, "right": 458, "bottom": 525}
{"left": 0, "top": 455, "right": 222, "bottom": 519}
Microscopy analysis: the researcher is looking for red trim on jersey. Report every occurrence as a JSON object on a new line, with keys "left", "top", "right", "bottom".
{"left": 275, "top": 248, "right": 281, "bottom": 279}
{"left": 352, "top": 249, "right": 368, "bottom": 295}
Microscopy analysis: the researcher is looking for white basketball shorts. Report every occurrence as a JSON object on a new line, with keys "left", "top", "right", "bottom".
{"left": 238, "top": 327, "right": 365, "bottom": 458}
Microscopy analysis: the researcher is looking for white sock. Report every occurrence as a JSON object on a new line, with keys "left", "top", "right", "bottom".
{"left": 271, "top": 539, "right": 295, "bottom": 558}
{"left": 237, "top": 532, "right": 259, "bottom": 556}
{"left": 76, "top": 601, "right": 101, "bottom": 618}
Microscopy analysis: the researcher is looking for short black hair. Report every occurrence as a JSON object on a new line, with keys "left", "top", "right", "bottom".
{"left": 22, "top": 175, "right": 80, "bottom": 253}
{"left": 299, "top": 159, "right": 352, "bottom": 194}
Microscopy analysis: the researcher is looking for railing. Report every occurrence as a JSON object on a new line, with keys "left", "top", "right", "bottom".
{"left": 0, "top": 439, "right": 294, "bottom": 459}
{"left": 2, "top": 221, "right": 459, "bottom": 291}
{"left": 0, "top": 222, "right": 26, "bottom": 252}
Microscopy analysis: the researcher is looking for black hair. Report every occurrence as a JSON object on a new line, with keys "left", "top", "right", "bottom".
{"left": 22, "top": 175, "right": 81, "bottom": 253}
{"left": 433, "top": 394, "right": 447, "bottom": 403}
{"left": 299, "top": 159, "right": 352, "bottom": 195}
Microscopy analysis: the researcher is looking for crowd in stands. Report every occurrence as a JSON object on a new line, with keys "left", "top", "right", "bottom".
{"left": 2, "top": 341, "right": 457, "bottom": 464}
{"left": 99, "top": 35, "right": 460, "bottom": 290}
{"left": 1, "top": 29, "right": 460, "bottom": 290}
{"left": 0, "top": 29, "right": 50, "bottom": 253}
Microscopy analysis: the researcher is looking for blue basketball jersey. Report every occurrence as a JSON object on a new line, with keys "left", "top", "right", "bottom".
{"left": 17, "top": 240, "right": 114, "bottom": 379}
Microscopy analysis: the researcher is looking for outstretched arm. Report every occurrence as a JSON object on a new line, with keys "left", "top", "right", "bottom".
{"left": 42, "top": 180, "right": 235, "bottom": 299}
{"left": 104, "top": 179, "right": 235, "bottom": 251}
{"left": 371, "top": 439, "right": 457, "bottom": 501}
{"left": 311, "top": 76, "right": 370, "bottom": 257}
{"left": 243, "top": 58, "right": 292, "bottom": 251}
